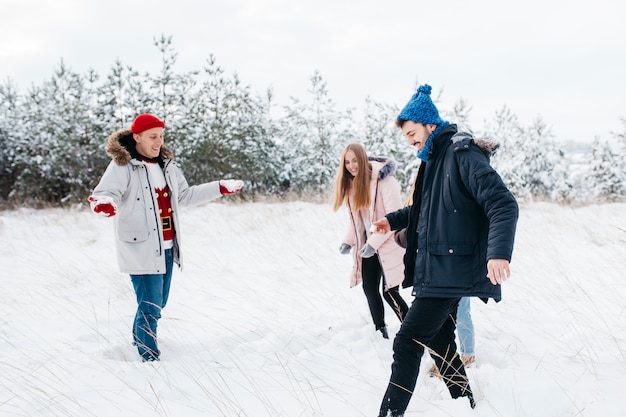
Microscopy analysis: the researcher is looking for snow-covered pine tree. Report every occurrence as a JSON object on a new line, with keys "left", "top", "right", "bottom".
{"left": 94, "top": 59, "right": 140, "bottom": 132}
{"left": 239, "top": 87, "right": 285, "bottom": 197}
{"left": 587, "top": 138, "right": 626, "bottom": 201}
{"left": 0, "top": 79, "right": 20, "bottom": 204}
{"left": 173, "top": 53, "right": 242, "bottom": 182}
{"left": 442, "top": 97, "right": 474, "bottom": 134}
{"left": 170, "top": 53, "right": 276, "bottom": 194}
{"left": 614, "top": 118, "right": 626, "bottom": 164}
{"left": 278, "top": 71, "right": 355, "bottom": 197}
{"left": 149, "top": 35, "right": 179, "bottom": 122}
{"left": 482, "top": 106, "right": 530, "bottom": 201}
{"left": 361, "top": 96, "right": 415, "bottom": 191}
{"left": 522, "top": 117, "right": 572, "bottom": 202}
{"left": 9, "top": 61, "right": 104, "bottom": 205}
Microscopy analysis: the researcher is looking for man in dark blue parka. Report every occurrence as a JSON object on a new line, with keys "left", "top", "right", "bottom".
{"left": 374, "top": 84, "right": 519, "bottom": 416}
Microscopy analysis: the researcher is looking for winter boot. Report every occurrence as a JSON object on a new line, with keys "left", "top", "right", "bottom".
{"left": 462, "top": 354, "right": 475, "bottom": 367}
{"left": 467, "top": 392, "right": 476, "bottom": 409}
{"left": 378, "top": 410, "right": 404, "bottom": 417}
{"left": 377, "top": 325, "right": 389, "bottom": 339}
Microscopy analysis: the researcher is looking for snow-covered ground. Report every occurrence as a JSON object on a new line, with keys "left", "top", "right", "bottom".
{"left": 1, "top": 201, "right": 625, "bottom": 416}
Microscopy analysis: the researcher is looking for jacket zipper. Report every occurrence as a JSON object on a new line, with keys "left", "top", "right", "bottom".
{"left": 142, "top": 164, "right": 163, "bottom": 256}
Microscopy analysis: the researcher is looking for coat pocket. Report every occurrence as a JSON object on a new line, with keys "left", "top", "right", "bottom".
{"left": 428, "top": 241, "right": 476, "bottom": 288}
{"left": 118, "top": 229, "right": 150, "bottom": 243}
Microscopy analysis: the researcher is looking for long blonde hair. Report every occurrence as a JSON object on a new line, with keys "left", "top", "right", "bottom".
{"left": 332, "top": 143, "right": 372, "bottom": 212}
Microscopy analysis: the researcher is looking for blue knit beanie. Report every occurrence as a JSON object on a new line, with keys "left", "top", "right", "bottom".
{"left": 397, "top": 84, "right": 443, "bottom": 125}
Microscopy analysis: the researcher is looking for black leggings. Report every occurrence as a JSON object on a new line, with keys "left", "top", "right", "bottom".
{"left": 361, "top": 254, "right": 409, "bottom": 328}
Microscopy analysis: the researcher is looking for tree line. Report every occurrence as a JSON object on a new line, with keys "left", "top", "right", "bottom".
{"left": 1, "top": 35, "right": 625, "bottom": 209}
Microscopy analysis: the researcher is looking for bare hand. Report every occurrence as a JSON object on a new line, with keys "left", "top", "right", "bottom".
{"left": 486, "top": 259, "right": 511, "bottom": 285}
{"left": 371, "top": 218, "right": 390, "bottom": 234}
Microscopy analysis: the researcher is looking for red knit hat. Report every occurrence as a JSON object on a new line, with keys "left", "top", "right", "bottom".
{"left": 130, "top": 114, "right": 166, "bottom": 134}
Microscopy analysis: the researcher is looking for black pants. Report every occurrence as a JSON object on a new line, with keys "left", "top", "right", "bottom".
{"left": 362, "top": 255, "right": 409, "bottom": 328}
{"left": 379, "top": 297, "right": 472, "bottom": 416}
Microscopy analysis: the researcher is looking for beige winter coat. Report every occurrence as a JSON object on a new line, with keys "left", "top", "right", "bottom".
{"left": 91, "top": 128, "right": 223, "bottom": 274}
{"left": 342, "top": 158, "right": 406, "bottom": 290}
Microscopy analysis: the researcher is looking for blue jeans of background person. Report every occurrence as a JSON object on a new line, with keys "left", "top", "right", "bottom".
{"left": 378, "top": 297, "right": 472, "bottom": 416}
{"left": 130, "top": 248, "right": 173, "bottom": 361}
{"left": 456, "top": 297, "right": 475, "bottom": 356}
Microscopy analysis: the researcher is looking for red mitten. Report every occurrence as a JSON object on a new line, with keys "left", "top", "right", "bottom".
{"left": 88, "top": 195, "right": 117, "bottom": 217}
{"left": 219, "top": 179, "right": 244, "bottom": 195}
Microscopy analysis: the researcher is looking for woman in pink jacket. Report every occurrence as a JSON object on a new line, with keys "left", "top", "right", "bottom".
{"left": 332, "top": 143, "right": 409, "bottom": 339}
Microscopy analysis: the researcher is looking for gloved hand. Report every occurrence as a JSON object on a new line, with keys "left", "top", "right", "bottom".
{"left": 88, "top": 195, "right": 117, "bottom": 217}
{"left": 219, "top": 179, "right": 244, "bottom": 195}
{"left": 339, "top": 243, "right": 352, "bottom": 254}
{"left": 359, "top": 243, "right": 376, "bottom": 258}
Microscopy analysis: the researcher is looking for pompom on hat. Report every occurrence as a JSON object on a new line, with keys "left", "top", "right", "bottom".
{"left": 130, "top": 114, "right": 166, "bottom": 134}
{"left": 397, "top": 84, "right": 443, "bottom": 125}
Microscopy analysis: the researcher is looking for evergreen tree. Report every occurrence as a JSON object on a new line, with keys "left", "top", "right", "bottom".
{"left": 11, "top": 61, "right": 105, "bottom": 205}
{"left": 522, "top": 117, "right": 571, "bottom": 201}
{"left": 614, "top": 118, "right": 626, "bottom": 159}
{"left": 1, "top": 35, "right": 618, "bottom": 206}
{"left": 0, "top": 79, "right": 20, "bottom": 203}
{"left": 94, "top": 59, "right": 145, "bottom": 133}
{"left": 442, "top": 97, "right": 474, "bottom": 134}
{"left": 173, "top": 54, "right": 274, "bottom": 193}
{"left": 361, "top": 96, "right": 415, "bottom": 190}
{"left": 483, "top": 106, "right": 530, "bottom": 200}
{"left": 241, "top": 88, "right": 284, "bottom": 196}
{"left": 587, "top": 138, "right": 626, "bottom": 201}
{"left": 144, "top": 35, "right": 204, "bottom": 165}
{"left": 278, "top": 71, "right": 355, "bottom": 195}
{"left": 150, "top": 35, "right": 179, "bottom": 120}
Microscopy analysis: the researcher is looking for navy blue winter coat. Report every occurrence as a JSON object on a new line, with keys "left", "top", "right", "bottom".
{"left": 386, "top": 124, "right": 519, "bottom": 302}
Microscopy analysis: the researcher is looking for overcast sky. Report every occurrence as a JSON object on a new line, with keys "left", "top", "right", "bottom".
{"left": 2, "top": 0, "right": 625, "bottom": 142}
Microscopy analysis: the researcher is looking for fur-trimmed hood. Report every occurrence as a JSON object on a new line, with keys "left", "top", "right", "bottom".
{"left": 474, "top": 137, "right": 500, "bottom": 156}
{"left": 368, "top": 156, "right": 397, "bottom": 180}
{"left": 105, "top": 128, "right": 175, "bottom": 166}
{"left": 451, "top": 131, "right": 500, "bottom": 158}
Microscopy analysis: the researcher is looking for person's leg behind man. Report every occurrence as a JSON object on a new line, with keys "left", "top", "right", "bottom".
{"left": 456, "top": 296, "right": 475, "bottom": 366}
{"left": 382, "top": 284, "right": 409, "bottom": 322}
{"left": 428, "top": 305, "right": 475, "bottom": 407}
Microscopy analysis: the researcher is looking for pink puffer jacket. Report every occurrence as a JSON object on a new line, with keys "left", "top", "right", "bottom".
{"left": 342, "top": 158, "right": 406, "bottom": 290}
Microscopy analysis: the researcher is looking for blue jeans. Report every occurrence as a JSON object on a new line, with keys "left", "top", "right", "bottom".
{"left": 456, "top": 297, "right": 475, "bottom": 356}
{"left": 130, "top": 249, "right": 174, "bottom": 361}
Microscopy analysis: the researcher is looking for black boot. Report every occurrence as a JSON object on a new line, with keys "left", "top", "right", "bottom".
{"left": 467, "top": 392, "right": 476, "bottom": 409}
{"left": 378, "top": 410, "right": 403, "bottom": 417}
{"left": 377, "top": 325, "right": 389, "bottom": 339}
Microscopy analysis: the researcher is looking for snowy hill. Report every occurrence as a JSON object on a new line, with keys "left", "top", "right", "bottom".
{"left": 1, "top": 201, "right": 625, "bottom": 416}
